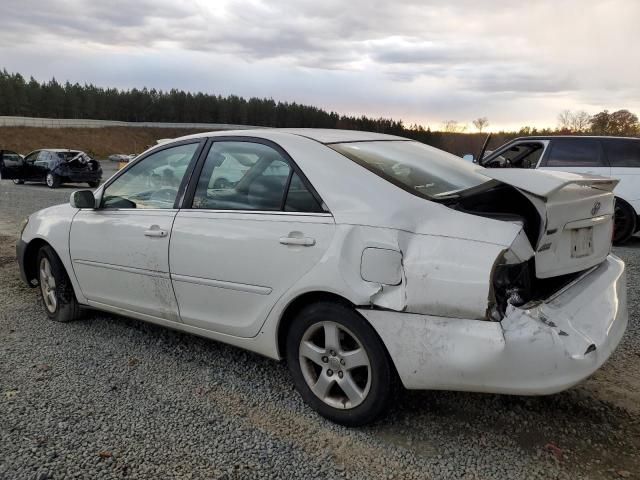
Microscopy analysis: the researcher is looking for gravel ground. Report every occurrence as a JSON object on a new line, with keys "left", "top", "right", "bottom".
{"left": 0, "top": 177, "right": 639, "bottom": 480}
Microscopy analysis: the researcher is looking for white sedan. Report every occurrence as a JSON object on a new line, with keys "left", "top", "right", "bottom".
{"left": 13, "top": 129, "right": 627, "bottom": 426}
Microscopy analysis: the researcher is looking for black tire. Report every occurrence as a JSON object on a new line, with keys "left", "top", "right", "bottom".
{"left": 13, "top": 179, "right": 24, "bottom": 185}
{"left": 613, "top": 198, "right": 636, "bottom": 245}
{"left": 286, "top": 301, "right": 395, "bottom": 426}
{"left": 46, "top": 172, "right": 61, "bottom": 188}
{"left": 37, "top": 246, "right": 81, "bottom": 322}
{"left": 87, "top": 181, "right": 100, "bottom": 188}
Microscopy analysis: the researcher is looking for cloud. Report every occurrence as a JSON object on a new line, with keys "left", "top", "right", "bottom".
{"left": 0, "top": 0, "right": 638, "bottom": 129}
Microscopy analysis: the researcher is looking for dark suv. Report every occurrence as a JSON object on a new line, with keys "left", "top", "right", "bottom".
{"left": 480, "top": 136, "right": 640, "bottom": 244}
{"left": 0, "top": 149, "right": 102, "bottom": 189}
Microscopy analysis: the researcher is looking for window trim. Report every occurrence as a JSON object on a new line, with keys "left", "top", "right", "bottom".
{"left": 181, "top": 136, "right": 329, "bottom": 214}
{"left": 539, "top": 138, "right": 608, "bottom": 168}
{"left": 99, "top": 138, "right": 207, "bottom": 210}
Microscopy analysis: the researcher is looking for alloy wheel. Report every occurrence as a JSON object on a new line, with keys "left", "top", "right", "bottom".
{"left": 39, "top": 257, "right": 57, "bottom": 313}
{"left": 298, "top": 321, "right": 371, "bottom": 409}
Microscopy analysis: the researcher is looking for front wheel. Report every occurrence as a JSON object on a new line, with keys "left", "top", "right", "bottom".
{"left": 37, "top": 246, "right": 81, "bottom": 322}
{"left": 46, "top": 173, "right": 61, "bottom": 189}
{"left": 286, "top": 302, "right": 395, "bottom": 426}
{"left": 13, "top": 178, "right": 24, "bottom": 185}
{"left": 613, "top": 199, "right": 636, "bottom": 245}
{"left": 87, "top": 180, "right": 100, "bottom": 188}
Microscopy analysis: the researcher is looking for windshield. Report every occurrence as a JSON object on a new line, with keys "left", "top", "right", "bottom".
{"left": 330, "top": 140, "right": 491, "bottom": 198}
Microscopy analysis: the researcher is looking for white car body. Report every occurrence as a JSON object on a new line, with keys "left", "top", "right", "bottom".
{"left": 17, "top": 129, "right": 627, "bottom": 402}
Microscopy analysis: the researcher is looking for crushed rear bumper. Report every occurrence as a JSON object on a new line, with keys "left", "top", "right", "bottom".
{"left": 359, "top": 254, "right": 627, "bottom": 394}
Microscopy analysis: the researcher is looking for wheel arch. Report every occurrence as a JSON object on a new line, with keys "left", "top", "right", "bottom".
{"left": 275, "top": 291, "right": 400, "bottom": 380}
{"left": 22, "top": 237, "right": 52, "bottom": 285}
{"left": 614, "top": 196, "right": 638, "bottom": 239}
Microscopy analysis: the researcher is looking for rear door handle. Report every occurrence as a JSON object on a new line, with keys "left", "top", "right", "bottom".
{"left": 144, "top": 225, "right": 168, "bottom": 238}
{"left": 279, "top": 236, "right": 315, "bottom": 246}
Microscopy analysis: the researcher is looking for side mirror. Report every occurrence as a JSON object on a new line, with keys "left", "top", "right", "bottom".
{"left": 70, "top": 190, "right": 96, "bottom": 209}
{"left": 462, "top": 154, "right": 475, "bottom": 163}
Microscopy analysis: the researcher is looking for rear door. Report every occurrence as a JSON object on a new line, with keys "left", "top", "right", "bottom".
{"left": 604, "top": 138, "right": 640, "bottom": 207}
{"left": 21, "top": 151, "right": 40, "bottom": 180}
{"left": 169, "top": 139, "right": 335, "bottom": 338}
{"left": 0, "top": 150, "right": 24, "bottom": 179}
{"left": 539, "top": 138, "right": 610, "bottom": 177}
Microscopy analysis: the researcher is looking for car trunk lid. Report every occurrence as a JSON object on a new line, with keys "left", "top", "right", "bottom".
{"left": 481, "top": 169, "right": 618, "bottom": 279}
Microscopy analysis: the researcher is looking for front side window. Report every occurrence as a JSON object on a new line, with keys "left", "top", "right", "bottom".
{"left": 545, "top": 139, "right": 604, "bottom": 167}
{"left": 485, "top": 142, "right": 544, "bottom": 169}
{"left": 604, "top": 140, "right": 640, "bottom": 167}
{"left": 192, "top": 141, "right": 323, "bottom": 212}
{"left": 102, "top": 143, "right": 199, "bottom": 209}
{"left": 330, "top": 140, "right": 490, "bottom": 198}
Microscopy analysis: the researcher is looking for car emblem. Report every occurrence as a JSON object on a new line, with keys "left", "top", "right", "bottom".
{"left": 591, "top": 201, "right": 601, "bottom": 216}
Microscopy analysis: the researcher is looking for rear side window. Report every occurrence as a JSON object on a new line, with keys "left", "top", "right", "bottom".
{"left": 545, "top": 139, "right": 604, "bottom": 167}
{"left": 604, "top": 140, "right": 640, "bottom": 167}
{"left": 284, "top": 172, "right": 323, "bottom": 212}
{"left": 192, "top": 141, "right": 324, "bottom": 213}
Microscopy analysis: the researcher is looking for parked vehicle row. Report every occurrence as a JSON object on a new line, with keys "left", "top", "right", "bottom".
{"left": 11, "top": 129, "right": 627, "bottom": 425}
{"left": 0, "top": 149, "right": 102, "bottom": 188}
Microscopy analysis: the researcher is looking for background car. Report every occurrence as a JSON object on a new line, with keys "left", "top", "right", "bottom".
{"left": 1, "top": 149, "right": 102, "bottom": 188}
{"left": 479, "top": 136, "right": 640, "bottom": 244}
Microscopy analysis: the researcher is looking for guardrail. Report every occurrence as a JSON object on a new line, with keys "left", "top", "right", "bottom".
{"left": 0, "top": 116, "right": 262, "bottom": 130}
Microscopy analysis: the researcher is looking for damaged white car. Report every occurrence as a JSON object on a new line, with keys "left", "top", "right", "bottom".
{"left": 14, "top": 129, "right": 627, "bottom": 426}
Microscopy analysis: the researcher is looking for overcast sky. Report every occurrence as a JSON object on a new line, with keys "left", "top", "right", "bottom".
{"left": 0, "top": 0, "right": 638, "bottom": 130}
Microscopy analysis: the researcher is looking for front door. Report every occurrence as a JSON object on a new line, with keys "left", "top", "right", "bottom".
{"left": 0, "top": 150, "right": 24, "bottom": 179}
{"left": 69, "top": 141, "right": 203, "bottom": 321}
{"left": 170, "top": 140, "right": 335, "bottom": 338}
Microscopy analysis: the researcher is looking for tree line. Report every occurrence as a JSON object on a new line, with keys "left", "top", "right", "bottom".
{"left": 0, "top": 69, "right": 637, "bottom": 155}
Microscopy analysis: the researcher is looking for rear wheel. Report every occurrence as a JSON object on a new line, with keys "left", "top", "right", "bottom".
{"left": 286, "top": 301, "right": 395, "bottom": 426}
{"left": 87, "top": 181, "right": 100, "bottom": 188}
{"left": 37, "top": 246, "right": 81, "bottom": 322}
{"left": 46, "top": 173, "right": 61, "bottom": 189}
{"left": 613, "top": 198, "right": 636, "bottom": 245}
{"left": 12, "top": 179, "right": 24, "bottom": 185}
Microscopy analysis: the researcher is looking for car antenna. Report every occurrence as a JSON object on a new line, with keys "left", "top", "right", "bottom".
{"left": 477, "top": 133, "right": 491, "bottom": 165}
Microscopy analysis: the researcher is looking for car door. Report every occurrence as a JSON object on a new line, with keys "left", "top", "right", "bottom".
{"left": 170, "top": 139, "right": 335, "bottom": 338}
{"left": 21, "top": 151, "right": 40, "bottom": 180}
{"left": 34, "top": 151, "right": 53, "bottom": 181}
{"left": 69, "top": 140, "right": 204, "bottom": 321}
{"left": 482, "top": 140, "right": 549, "bottom": 169}
{"left": 538, "top": 138, "right": 610, "bottom": 177}
{"left": 0, "top": 150, "right": 25, "bottom": 179}
{"left": 604, "top": 138, "right": 640, "bottom": 207}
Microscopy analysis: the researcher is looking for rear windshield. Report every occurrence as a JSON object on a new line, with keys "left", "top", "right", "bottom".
{"left": 330, "top": 140, "right": 491, "bottom": 198}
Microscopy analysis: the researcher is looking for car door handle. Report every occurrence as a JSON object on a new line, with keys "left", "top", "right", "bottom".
{"left": 279, "top": 236, "right": 315, "bottom": 246}
{"left": 144, "top": 226, "right": 168, "bottom": 238}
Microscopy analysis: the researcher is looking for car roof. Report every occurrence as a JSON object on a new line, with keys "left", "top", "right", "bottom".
{"left": 511, "top": 135, "right": 640, "bottom": 141}
{"left": 41, "top": 149, "right": 83, "bottom": 153}
{"left": 174, "top": 128, "right": 408, "bottom": 144}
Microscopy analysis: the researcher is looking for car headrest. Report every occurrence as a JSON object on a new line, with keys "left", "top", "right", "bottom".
{"left": 248, "top": 175, "right": 287, "bottom": 210}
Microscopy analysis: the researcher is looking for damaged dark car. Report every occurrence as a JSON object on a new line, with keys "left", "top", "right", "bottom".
{"left": 1, "top": 149, "right": 102, "bottom": 188}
